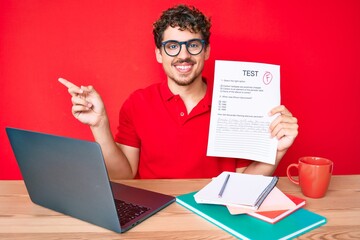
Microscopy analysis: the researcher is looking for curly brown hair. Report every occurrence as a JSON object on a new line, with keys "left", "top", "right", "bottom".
{"left": 153, "top": 4, "right": 211, "bottom": 49}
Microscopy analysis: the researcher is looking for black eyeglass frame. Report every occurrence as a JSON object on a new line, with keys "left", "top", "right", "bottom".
{"left": 161, "top": 38, "right": 207, "bottom": 57}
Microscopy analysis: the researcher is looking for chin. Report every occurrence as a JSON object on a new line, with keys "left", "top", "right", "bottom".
{"left": 172, "top": 73, "right": 199, "bottom": 86}
{"left": 173, "top": 78, "right": 196, "bottom": 86}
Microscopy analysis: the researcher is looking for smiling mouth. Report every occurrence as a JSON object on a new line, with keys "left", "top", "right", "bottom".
{"left": 175, "top": 65, "right": 192, "bottom": 72}
{"left": 173, "top": 59, "right": 195, "bottom": 73}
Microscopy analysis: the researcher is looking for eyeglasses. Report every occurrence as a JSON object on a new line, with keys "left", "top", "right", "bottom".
{"left": 161, "top": 38, "right": 206, "bottom": 57}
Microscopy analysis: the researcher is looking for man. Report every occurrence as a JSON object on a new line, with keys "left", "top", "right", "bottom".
{"left": 59, "top": 5, "right": 298, "bottom": 179}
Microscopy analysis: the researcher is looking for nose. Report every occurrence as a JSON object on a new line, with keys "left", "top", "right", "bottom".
{"left": 177, "top": 43, "right": 191, "bottom": 58}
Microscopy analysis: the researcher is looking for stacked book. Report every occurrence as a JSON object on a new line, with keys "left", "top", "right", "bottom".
{"left": 226, "top": 186, "right": 306, "bottom": 223}
{"left": 177, "top": 171, "right": 326, "bottom": 239}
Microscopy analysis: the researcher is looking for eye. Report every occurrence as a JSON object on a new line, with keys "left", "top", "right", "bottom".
{"left": 165, "top": 42, "right": 179, "bottom": 50}
{"left": 188, "top": 40, "right": 201, "bottom": 49}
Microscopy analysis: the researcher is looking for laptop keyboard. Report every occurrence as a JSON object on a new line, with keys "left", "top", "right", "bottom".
{"left": 114, "top": 199, "right": 151, "bottom": 226}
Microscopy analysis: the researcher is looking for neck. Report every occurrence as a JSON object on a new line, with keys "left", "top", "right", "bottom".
{"left": 168, "top": 77, "right": 207, "bottom": 114}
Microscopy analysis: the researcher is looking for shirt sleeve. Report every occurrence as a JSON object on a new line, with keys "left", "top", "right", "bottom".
{"left": 114, "top": 95, "right": 141, "bottom": 148}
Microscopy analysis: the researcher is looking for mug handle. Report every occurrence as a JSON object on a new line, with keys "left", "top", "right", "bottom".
{"left": 329, "top": 163, "right": 334, "bottom": 174}
{"left": 286, "top": 163, "right": 300, "bottom": 185}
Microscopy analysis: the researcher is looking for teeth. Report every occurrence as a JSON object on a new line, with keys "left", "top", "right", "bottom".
{"left": 176, "top": 65, "right": 191, "bottom": 70}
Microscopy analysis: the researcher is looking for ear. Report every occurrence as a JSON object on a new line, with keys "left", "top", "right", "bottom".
{"left": 204, "top": 44, "right": 211, "bottom": 60}
{"left": 155, "top": 48, "right": 163, "bottom": 63}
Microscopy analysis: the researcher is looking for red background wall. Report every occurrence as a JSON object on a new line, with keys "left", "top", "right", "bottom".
{"left": 1, "top": 0, "right": 359, "bottom": 179}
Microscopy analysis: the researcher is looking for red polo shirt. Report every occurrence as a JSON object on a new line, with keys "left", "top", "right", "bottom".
{"left": 115, "top": 81, "right": 250, "bottom": 179}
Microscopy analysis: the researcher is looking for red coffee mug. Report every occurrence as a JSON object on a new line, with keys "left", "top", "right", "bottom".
{"left": 287, "top": 156, "right": 333, "bottom": 198}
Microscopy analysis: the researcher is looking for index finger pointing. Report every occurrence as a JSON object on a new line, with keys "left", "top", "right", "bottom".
{"left": 58, "top": 77, "right": 84, "bottom": 95}
{"left": 58, "top": 77, "right": 78, "bottom": 89}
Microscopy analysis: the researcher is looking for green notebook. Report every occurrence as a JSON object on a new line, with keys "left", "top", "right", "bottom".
{"left": 176, "top": 191, "right": 326, "bottom": 240}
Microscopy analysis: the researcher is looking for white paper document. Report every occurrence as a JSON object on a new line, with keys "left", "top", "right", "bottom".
{"left": 207, "top": 60, "right": 280, "bottom": 164}
{"left": 194, "top": 171, "right": 278, "bottom": 209}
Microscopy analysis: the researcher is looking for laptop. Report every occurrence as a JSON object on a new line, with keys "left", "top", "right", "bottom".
{"left": 6, "top": 127, "right": 175, "bottom": 233}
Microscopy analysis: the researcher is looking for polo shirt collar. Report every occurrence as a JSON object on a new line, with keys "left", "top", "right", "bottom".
{"left": 160, "top": 79, "right": 212, "bottom": 107}
{"left": 160, "top": 80, "right": 175, "bottom": 101}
